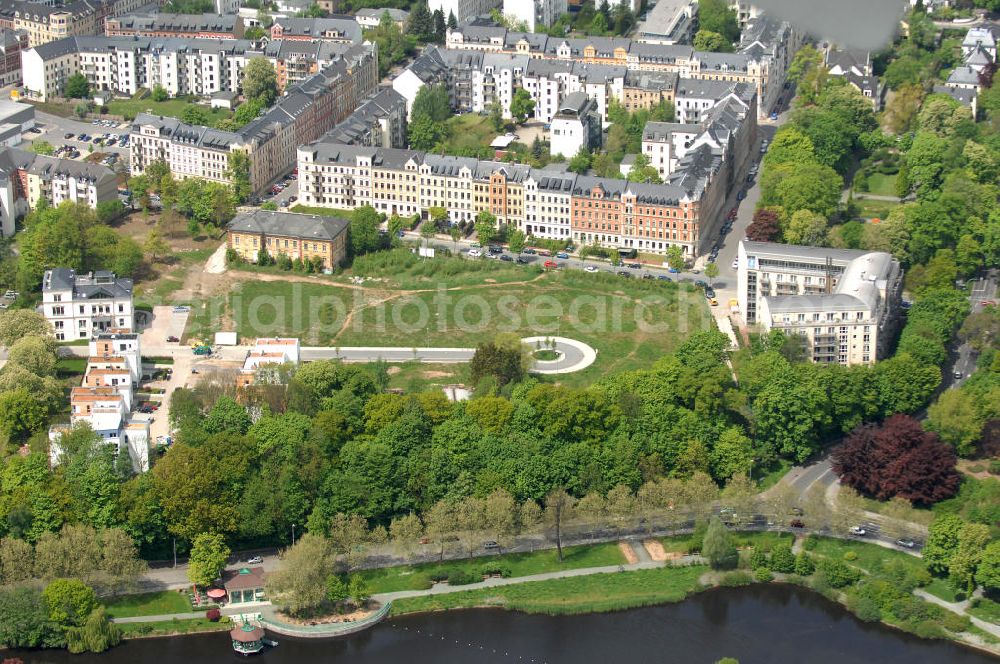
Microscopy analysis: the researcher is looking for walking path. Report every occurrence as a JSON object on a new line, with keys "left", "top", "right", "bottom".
{"left": 915, "top": 588, "right": 1000, "bottom": 639}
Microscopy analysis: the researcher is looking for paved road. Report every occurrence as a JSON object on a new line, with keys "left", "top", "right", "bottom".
{"left": 951, "top": 270, "right": 998, "bottom": 386}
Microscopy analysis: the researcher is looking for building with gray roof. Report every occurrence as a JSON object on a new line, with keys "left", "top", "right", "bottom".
{"left": 737, "top": 240, "right": 903, "bottom": 365}
{"left": 42, "top": 267, "right": 135, "bottom": 338}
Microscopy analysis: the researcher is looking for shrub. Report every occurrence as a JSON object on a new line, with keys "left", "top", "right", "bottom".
{"left": 447, "top": 570, "right": 476, "bottom": 586}
{"left": 479, "top": 564, "right": 511, "bottom": 578}
{"left": 941, "top": 610, "right": 971, "bottom": 633}
{"left": 794, "top": 553, "right": 816, "bottom": 576}
{"left": 205, "top": 608, "right": 221, "bottom": 622}
{"left": 843, "top": 551, "right": 858, "bottom": 562}
{"left": 817, "top": 558, "right": 862, "bottom": 588}
{"left": 749, "top": 548, "right": 769, "bottom": 571}
{"left": 989, "top": 460, "right": 1000, "bottom": 475}
{"left": 847, "top": 592, "right": 882, "bottom": 622}
{"left": 754, "top": 567, "right": 774, "bottom": 582}
{"left": 770, "top": 546, "right": 796, "bottom": 574}
{"left": 408, "top": 573, "right": 433, "bottom": 590}
{"left": 803, "top": 535, "right": 818, "bottom": 551}
{"left": 718, "top": 571, "right": 754, "bottom": 587}
{"left": 428, "top": 569, "right": 450, "bottom": 583}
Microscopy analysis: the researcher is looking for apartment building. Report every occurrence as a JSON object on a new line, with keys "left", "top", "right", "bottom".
{"left": 298, "top": 139, "right": 726, "bottom": 256}
{"left": 355, "top": 8, "right": 408, "bottom": 30}
{"left": 322, "top": 86, "right": 408, "bottom": 149}
{"left": 443, "top": 17, "right": 796, "bottom": 120}
{"left": 429, "top": 0, "right": 501, "bottom": 25}
{"left": 51, "top": 331, "right": 150, "bottom": 472}
{"left": 0, "top": 146, "right": 114, "bottom": 236}
{"left": 737, "top": 241, "right": 903, "bottom": 365}
{"left": 674, "top": 78, "right": 754, "bottom": 124}
{"left": 621, "top": 69, "right": 677, "bottom": 113}
{"left": 502, "top": 0, "right": 567, "bottom": 32}
{"left": 129, "top": 42, "right": 377, "bottom": 194}
{"left": 550, "top": 90, "right": 600, "bottom": 158}
{"left": 237, "top": 337, "right": 301, "bottom": 389}
{"left": 227, "top": 209, "right": 350, "bottom": 269}
{"left": 825, "top": 47, "right": 882, "bottom": 110}
{"left": 636, "top": 0, "right": 694, "bottom": 45}
{"left": 270, "top": 16, "right": 361, "bottom": 43}
{"left": 41, "top": 268, "right": 134, "bottom": 340}
{"left": 0, "top": 0, "right": 145, "bottom": 48}
{"left": 392, "top": 46, "right": 449, "bottom": 117}
{"left": 0, "top": 27, "right": 26, "bottom": 85}
{"left": 105, "top": 13, "right": 246, "bottom": 39}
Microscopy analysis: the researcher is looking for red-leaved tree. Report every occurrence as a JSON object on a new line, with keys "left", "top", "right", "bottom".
{"left": 832, "top": 414, "right": 961, "bottom": 506}
{"left": 746, "top": 208, "right": 781, "bottom": 242}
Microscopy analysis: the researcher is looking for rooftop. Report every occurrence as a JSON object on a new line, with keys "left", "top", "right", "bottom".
{"left": 228, "top": 209, "right": 350, "bottom": 241}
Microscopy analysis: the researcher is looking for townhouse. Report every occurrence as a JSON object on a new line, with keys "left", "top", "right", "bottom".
{"left": 297, "top": 139, "right": 729, "bottom": 257}
{"left": 0, "top": 0, "right": 145, "bottom": 48}
{"left": 41, "top": 268, "right": 134, "bottom": 340}
{"left": 442, "top": 18, "right": 796, "bottom": 121}
{"left": 322, "top": 86, "right": 408, "bottom": 149}
{"left": 129, "top": 42, "right": 377, "bottom": 194}
{"left": 104, "top": 13, "right": 246, "bottom": 40}
{"left": 737, "top": 240, "right": 903, "bottom": 366}
{"left": 227, "top": 209, "right": 350, "bottom": 269}
{"left": 940, "top": 26, "right": 997, "bottom": 113}
{"left": 269, "top": 17, "right": 362, "bottom": 43}
{"left": 0, "top": 27, "right": 25, "bottom": 86}
{"left": 0, "top": 146, "right": 115, "bottom": 236}
{"left": 825, "top": 47, "right": 883, "bottom": 110}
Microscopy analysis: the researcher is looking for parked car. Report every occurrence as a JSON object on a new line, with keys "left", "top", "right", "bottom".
{"left": 667, "top": 266, "right": 680, "bottom": 273}
{"left": 537, "top": 249, "right": 551, "bottom": 257}
{"left": 487, "top": 244, "right": 503, "bottom": 254}
{"left": 584, "top": 265, "right": 598, "bottom": 273}
{"left": 627, "top": 262, "right": 641, "bottom": 269}
{"left": 522, "top": 248, "right": 537, "bottom": 254}
{"left": 617, "top": 270, "right": 632, "bottom": 278}
{"left": 656, "top": 275, "right": 671, "bottom": 281}
{"left": 467, "top": 249, "right": 482, "bottom": 257}
{"left": 895, "top": 538, "right": 916, "bottom": 549}
{"left": 246, "top": 556, "right": 264, "bottom": 565}
{"left": 769, "top": 111, "right": 779, "bottom": 121}
{"left": 850, "top": 526, "right": 867, "bottom": 536}
{"left": 543, "top": 260, "right": 559, "bottom": 269}
{"left": 556, "top": 252, "right": 570, "bottom": 259}
{"left": 954, "top": 371, "right": 963, "bottom": 380}
{"left": 731, "top": 259, "right": 739, "bottom": 270}
{"left": 515, "top": 256, "right": 529, "bottom": 264}
{"left": 64, "top": 132, "right": 74, "bottom": 139}
{"left": 166, "top": 335, "right": 179, "bottom": 342}
{"left": 705, "top": 289, "right": 716, "bottom": 299}
{"left": 483, "top": 540, "right": 500, "bottom": 550}
{"left": 499, "top": 254, "right": 513, "bottom": 262}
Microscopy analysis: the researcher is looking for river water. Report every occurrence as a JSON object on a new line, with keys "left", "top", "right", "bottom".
{"left": 8, "top": 585, "right": 997, "bottom": 663}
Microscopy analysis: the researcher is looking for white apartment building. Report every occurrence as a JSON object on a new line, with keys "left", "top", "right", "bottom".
{"left": 41, "top": 268, "right": 134, "bottom": 340}
{"left": 429, "top": 0, "right": 502, "bottom": 25}
{"left": 502, "top": 0, "right": 567, "bottom": 32}
{"left": 550, "top": 90, "right": 600, "bottom": 158}
{"left": 737, "top": 241, "right": 903, "bottom": 366}
{"left": 522, "top": 166, "right": 574, "bottom": 240}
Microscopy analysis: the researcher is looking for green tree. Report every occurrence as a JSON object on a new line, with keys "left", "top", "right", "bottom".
{"left": 784, "top": 209, "right": 828, "bottom": 246}
{"left": 43, "top": 579, "right": 97, "bottom": 629}
{"left": 325, "top": 573, "right": 348, "bottom": 603}
{"left": 242, "top": 57, "right": 278, "bottom": 106}
{"left": 412, "top": 83, "right": 452, "bottom": 123}
{"left": 710, "top": 426, "right": 754, "bottom": 481}
{"left": 151, "top": 85, "right": 168, "bottom": 102}
{"left": 666, "top": 245, "right": 685, "bottom": 270}
{"left": 0, "top": 387, "right": 47, "bottom": 442}
{"left": 474, "top": 210, "right": 497, "bottom": 245}
{"left": 350, "top": 206, "right": 383, "bottom": 256}
{"left": 925, "top": 389, "right": 985, "bottom": 457}
{"left": 348, "top": 574, "right": 371, "bottom": 605}
{"left": 181, "top": 106, "right": 209, "bottom": 125}
{"left": 693, "top": 29, "right": 731, "bottom": 52}
{"left": 265, "top": 534, "right": 331, "bottom": 615}
{"left": 949, "top": 522, "right": 991, "bottom": 593}
{"left": 406, "top": 0, "right": 434, "bottom": 40}
{"left": 510, "top": 88, "right": 535, "bottom": 124}
{"left": 65, "top": 73, "right": 90, "bottom": 99}
{"left": 187, "top": 532, "right": 231, "bottom": 587}
{"left": 627, "top": 153, "right": 662, "bottom": 184}
{"left": 203, "top": 396, "right": 251, "bottom": 435}
{"left": 0, "top": 586, "right": 63, "bottom": 648}
{"left": 507, "top": 228, "right": 526, "bottom": 254}
{"left": 66, "top": 606, "right": 121, "bottom": 654}
{"left": 7, "top": 335, "right": 56, "bottom": 376}
{"left": 703, "top": 516, "right": 737, "bottom": 569}
{"left": 975, "top": 541, "right": 1000, "bottom": 593}
{"left": 0, "top": 310, "right": 50, "bottom": 346}
{"left": 143, "top": 228, "right": 170, "bottom": 263}
{"left": 226, "top": 151, "right": 252, "bottom": 204}
{"left": 704, "top": 261, "right": 719, "bottom": 285}
{"left": 567, "top": 147, "right": 591, "bottom": 172}
{"left": 697, "top": 0, "right": 739, "bottom": 42}
{"left": 923, "top": 514, "right": 963, "bottom": 575}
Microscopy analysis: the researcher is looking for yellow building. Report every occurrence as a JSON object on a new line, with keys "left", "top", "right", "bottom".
{"left": 227, "top": 209, "right": 349, "bottom": 270}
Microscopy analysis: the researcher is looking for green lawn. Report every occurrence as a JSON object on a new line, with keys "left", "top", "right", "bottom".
{"left": 863, "top": 172, "right": 899, "bottom": 197}
{"left": 809, "top": 537, "right": 924, "bottom": 575}
{"left": 755, "top": 459, "right": 793, "bottom": 491}
{"left": 857, "top": 198, "right": 900, "bottom": 220}
{"left": 390, "top": 564, "right": 707, "bottom": 615}
{"left": 969, "top": 597, "right": 1000, "bottom": 625}
{"left": 440, "top": 114, "right": 497, "bottom": 156}
{"left": 55, "top": 357, "right": 88, "bottom": 378}
{"left": 382, "top": 361, "right": 469, "bottom": 392}
{"left": 659, "top": 531, "right": 793, "bottom": 555}
{"left": 224, "top": 267, "right": 711, "bottom": 381}
{"left": 923, "top": 577, "right": 966, "bottom": 603}
{"left": 118, "top": 617, "right": 230, "bottom": 638}
{"left": 103, "top": 590, "right": 192, "bottom": 619}
{"left": 106, "top": 97, "right": 232, "bottom": 123}
{"left": 362, "top": 543, "right": 626, "bottom": 594}
{"left": 289, "top": 204, "right": 356, "bottom": 219}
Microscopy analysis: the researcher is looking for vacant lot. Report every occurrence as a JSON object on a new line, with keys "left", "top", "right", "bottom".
{"left": 106, "top": 97, "right": 232, "bottom": 123}
{"left": 225, "top": 266, "right": 712, "bottom": 380}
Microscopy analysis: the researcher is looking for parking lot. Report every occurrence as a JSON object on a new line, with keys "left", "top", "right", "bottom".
{"left": 263, "top": 168, "right": 299, "bottom": 207}
{"left": 30, "top": 110, "right": 131, "bottom": 167}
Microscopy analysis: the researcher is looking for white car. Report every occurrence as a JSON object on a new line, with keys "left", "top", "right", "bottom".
{"left": 731, "top": 259, "right": 739, "bottom": 270}
{"left": 584, "top": 265, "right": 598, "bottom": 273}
{"left": 467, "top": 249, "right": 482, "bottom": 257}
{"left": 850, "top": 526, "right": 867, "bottom": 536}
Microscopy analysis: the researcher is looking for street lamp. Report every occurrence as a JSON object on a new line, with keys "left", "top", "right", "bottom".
{"left": 291, "top": 523, "right": 296, "bottom": 546}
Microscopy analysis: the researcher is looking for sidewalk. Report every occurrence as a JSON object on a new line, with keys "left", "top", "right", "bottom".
{"left": 915, "top": 588, "right": 1000, "bottom": 640}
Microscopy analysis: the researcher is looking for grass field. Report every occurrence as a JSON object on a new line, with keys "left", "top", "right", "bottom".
{"left": 289, "top": 204, "right": 356, "bottom": 219}
{"left": 226, "top": 267, "right": 711, "bottom": 381}
{"left": 440, "top": 114, "right": 497, "bottom": 155}
{"left": 383, "top": 361, "right": 469, "bottom": 392}
{"left": 55, "top": 357, "right": 88, "bottom": 378}
{"left": 659, "top": 531, "right": 793, "bottom": 555}
{"left": 362, "top": 543, "right": 626, "bottom": 594}
{"left": 390, "top": 564, "right": 707, "bottom": 615}
{"left": 103, "top": 590, "right": 192, "bottom": 619}
{"left": 863, "top": 172, "right": 899, "bottom": 197}
{"left": 809, "top": 537, "right": 924, "bottom": 575}
{"left": 969, "top": 597, "right": 1000, "bottom": 625}
{"left": 856, "top": 198, "right": 900, "bottom": 220}
{"left": 106, "top": 98, "right": 232, "bottom": 123}
{"left": 923, "top": 578, "right": 966, "bottom": 603}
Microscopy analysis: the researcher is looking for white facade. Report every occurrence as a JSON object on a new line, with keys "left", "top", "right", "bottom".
{"left": 522, "top": 169, "right": 573, "bottom": 240}
{"left": 392, "top": 67, "right": 429, "bottom": 118}
{"left": 429, "top": 0, "right": 503, "bottom": 24}
{"left": 41, "top": 269, "right": 134, "bottom": 340}
{"left": 502, "top": 0, "right": 567, "bottom": 32}
{"left": 737, "top": 241, "right": 903, "bottom": 366}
